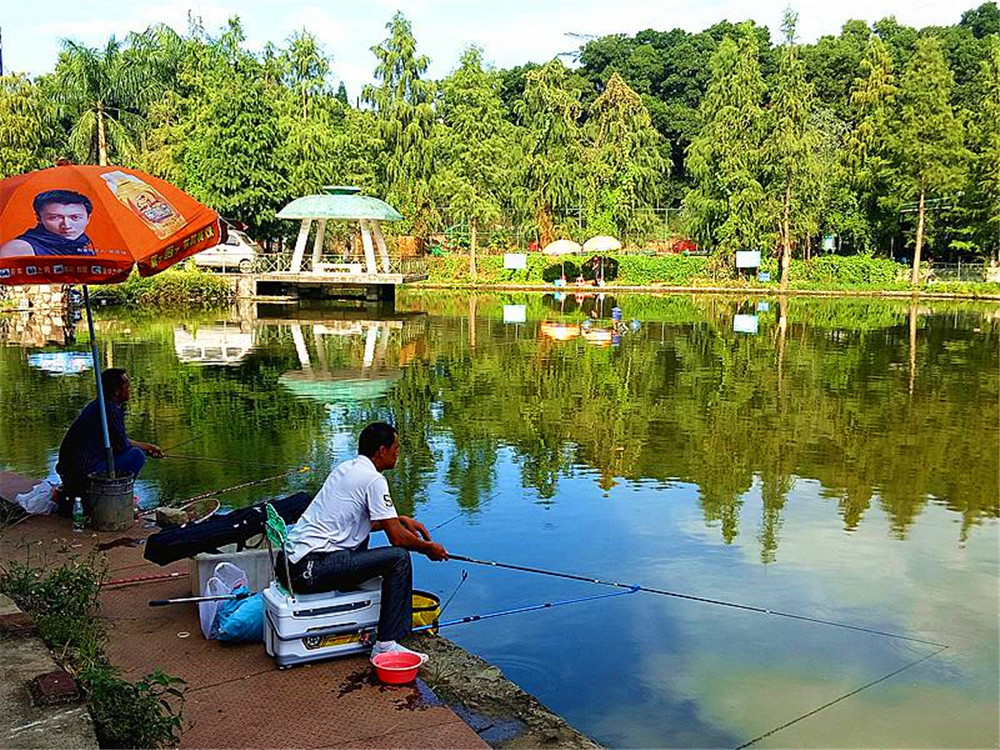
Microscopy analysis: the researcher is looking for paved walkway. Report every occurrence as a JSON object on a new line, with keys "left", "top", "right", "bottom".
{"left": 0, "top": 479, "right": 488, "bottom": 749}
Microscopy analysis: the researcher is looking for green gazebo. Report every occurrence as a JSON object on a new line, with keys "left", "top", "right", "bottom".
{"left": 276, "top": 186, "right": 404, "bottom": 275}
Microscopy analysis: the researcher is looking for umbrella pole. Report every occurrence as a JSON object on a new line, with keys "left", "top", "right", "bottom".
{"left": 83, "top": 285, "right": 115, "bottom": 478}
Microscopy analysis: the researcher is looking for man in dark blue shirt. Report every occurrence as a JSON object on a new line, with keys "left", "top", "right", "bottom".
{"left": 56, "top": 369, "right": 162, "bottom": 503}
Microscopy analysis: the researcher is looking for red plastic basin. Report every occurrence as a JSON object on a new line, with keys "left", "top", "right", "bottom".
{"left": 371, "top": 651, "right": 427, "bottom": 684}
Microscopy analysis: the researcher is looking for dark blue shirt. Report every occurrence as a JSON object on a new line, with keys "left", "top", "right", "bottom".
{"left": 56, "top": 399, "right": 131, "bottom": 481}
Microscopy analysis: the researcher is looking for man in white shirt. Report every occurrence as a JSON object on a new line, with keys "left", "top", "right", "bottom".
{"left": 279, "top": 422, "right": 448, "bottom": 659}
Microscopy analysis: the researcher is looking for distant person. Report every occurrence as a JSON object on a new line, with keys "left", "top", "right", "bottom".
{"left": 277, "top": 422, "right": 448, "bottom": 661}
{"left": 56, "top": 369, "right": 162, "bottom": 507}
{"left": 0, "top": 189, "right": 97, "bottom": 257}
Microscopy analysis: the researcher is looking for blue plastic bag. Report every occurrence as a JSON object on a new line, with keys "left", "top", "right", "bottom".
{"left": 216, "top": 586, "right": 264, "bottom": 642}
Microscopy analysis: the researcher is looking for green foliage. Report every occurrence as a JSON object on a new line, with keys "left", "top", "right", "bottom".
{"left": 83, "top": 666, "right": 185, "bottom": 749}
{"left": 514, "top": 60, "right": 586, "bottom": 244}
{"left": 90, "top": 265, "right": 234, "bottom": 307}
{"left": 0, "top": 559, "right": 185, "bottom": 748}
{"left": 584, "top": 73, "right": 668, "bottom": 239}
{"left": 436, "top": 45, "right": 520, "bottom": 268}
{"left": 684, "top": 25, "right": 769, "bottom": 259}
{"left": 0, "top": 74, "right": 58, "bottom": 176}
{"left": 890, "top": 36, "right": 969, "bottom": 279}
{"left": 764, "top": 10, "right": 824, "bottom": 287}
{"left": 791, "top": 254, "right": 902, "bottom": 285}
{"left": 364, "top": 12, "right": 437, "bottom": 238}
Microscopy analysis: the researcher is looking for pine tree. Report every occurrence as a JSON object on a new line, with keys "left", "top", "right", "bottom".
{"left": 437, "top": 46, "right": 519, "bottom": 277}
{"left": 514, "top": 59, "right": 585, "bottom": 245}
{"left": 847, "top": 34, "right": 897, "bottom": 251}
{"left": 955, "top": 35, "right": 999, "bottom": 263}
{"left": 585, "top": 72, "right": 667, "bottom": 241}
{"left": 764, "top": 10, "right": 822, "bottom": 289}
{"left": 363, "top": 12, "right": 437, "bottom": 239}
{"left": 684, "top": 24, "right": 768, "bottom": 263}
{"left": 891, "top": 36, "right": 968, "bottom": 284}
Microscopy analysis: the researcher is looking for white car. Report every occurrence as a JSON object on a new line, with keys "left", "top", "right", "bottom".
{"left": 193, "top": 229, "right": 260, "bottom": 273}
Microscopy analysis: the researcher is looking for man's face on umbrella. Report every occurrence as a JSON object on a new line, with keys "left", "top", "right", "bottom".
{"left": 39, "top": 202, "right": 90, "bottom": 239}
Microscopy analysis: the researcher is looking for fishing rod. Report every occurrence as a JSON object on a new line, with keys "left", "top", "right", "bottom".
{"left": 449, "top": 554, "right": 948, "bottom": 648}
{"left": 412, "top": 585, "right": 639, "bottom": 633}
{"left": 139, "top": 466, "right": 312, "bottom": 517}
{"left": 149, "top": 591, "right": 251, "bottom": 607}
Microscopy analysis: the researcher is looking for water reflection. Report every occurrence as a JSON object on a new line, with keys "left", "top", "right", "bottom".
{"left": 174, "top": 323, "right": 255, "bottom": 366}
{"left": 1, "top": 292, "right": 997, "bottom": 748}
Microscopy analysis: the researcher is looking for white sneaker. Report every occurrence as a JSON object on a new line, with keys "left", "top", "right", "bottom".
{"left": 371, "top": 640, "right": 427, "bottom": 662}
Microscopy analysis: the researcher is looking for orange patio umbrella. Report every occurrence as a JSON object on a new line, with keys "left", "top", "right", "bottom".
{"left": 0, "top": 163, "right": 223, "bottom": 476}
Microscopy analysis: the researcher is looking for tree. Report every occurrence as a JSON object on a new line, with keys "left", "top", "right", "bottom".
{"left": 954, "top": 34, "right": 1000, "bottom": 262}
{"left": 53, "top": 35, "right": 160, "bottom": 165}
{"left": 684, "top": 24, "right": 769, "bottom": 263}
{"left": 335, "top": 82, "right": 350, "bottom": 107}
{"left": 846, "top": 33, "right": 898, "bottom": 251}
{"left": 584, "top": 72, "right": 667, "bottom": 240}
{"left": 363, "top": 12, "right": 437, "bottom": 239}
{"left": 891, "top": 36, "right": 968, "bottom": 283}
{"left": 514, "top": 59, "right": 585, "bottom": 245}
{"left": 764, "top": 10, "right": 822, "bottom": 289}
{"left": 0, "top": 74, "right": 57, "bottom": 176}
{"left": 183, "top": 19, "right": 286, "bottom": 235}
{"left": 437, "top": 47, "right": 519, "bottom": 277}
{"left": 281, "top": 30, "right": 330, "bottom": 120}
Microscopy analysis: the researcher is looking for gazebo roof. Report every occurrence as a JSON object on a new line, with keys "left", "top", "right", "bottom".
{"left": 276, "top": 186, "right": 403, "bottom": 221}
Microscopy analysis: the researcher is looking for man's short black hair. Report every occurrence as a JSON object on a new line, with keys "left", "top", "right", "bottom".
{"left": 359, "top": 422, "right": 398, "bottom": 458}
{"left": 100, "top": 368, "right": 128, "bottom": 399}
{"left": 33, "top": 190, "right": 93, "bottom": 218}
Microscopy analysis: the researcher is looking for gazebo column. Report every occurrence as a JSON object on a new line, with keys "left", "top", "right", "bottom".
{"left": 290, "top": 219, "right": 313, "bottom": 273}
{"left": 359, "top": 219, "right": 377, "bottom": 274}
{"left": 310, "top": 219, "right": 327, "bottom": 273}
{"left": 371, "top": 221, "right": 391, "bottom": 274}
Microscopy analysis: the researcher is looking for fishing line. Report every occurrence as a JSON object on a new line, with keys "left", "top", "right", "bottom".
{"left": 438, "top": 570, "right": 469, "bottom": 619}
{"left": 159, "top": 434, "right": 201, "bottom": 454}
{"left": 734, "top": 645, "right": 950, "bottom": 749}
{"left": 162, "top": 454, "right": 302, "bottom": 470}
{"left": 429, "top": 512, "right": 463, "bottom": 532}
{"left": 449, "top": 554, "right": 949, "bottom": 648}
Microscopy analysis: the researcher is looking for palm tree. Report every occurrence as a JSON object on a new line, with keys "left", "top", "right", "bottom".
{"left": 54, "top": 35, "right": 159, "bottom": 165}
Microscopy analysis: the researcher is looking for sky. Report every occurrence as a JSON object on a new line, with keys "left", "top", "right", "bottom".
{"left": 1, "top": 0, "right": 970, "bottom": 101}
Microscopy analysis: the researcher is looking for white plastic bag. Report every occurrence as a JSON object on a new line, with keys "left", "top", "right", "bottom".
{"left": 199, "top": 562, "right": 249, "bottom": 640}
{"left": 14, "top": 480, "right": 57, "bottom": 515}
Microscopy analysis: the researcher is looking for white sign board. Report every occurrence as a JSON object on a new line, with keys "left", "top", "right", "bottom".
{"left": 735, "top": 250, "right": 761, "bottom": 269}
{"left": 503, "top": 305, "right": 526, "bottom": 324}
{"left": 504, "top": 253, "right": 527, "bottom": 270}
{"left": 733, "top": 314, "right": 759, "bottom": 334}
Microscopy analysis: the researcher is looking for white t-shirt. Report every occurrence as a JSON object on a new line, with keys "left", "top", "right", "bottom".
{"left": 286, "top": 455, "right": 398, "bottom": 563}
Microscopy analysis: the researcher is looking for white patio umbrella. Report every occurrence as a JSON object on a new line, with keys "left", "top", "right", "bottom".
{"left": 541, "top": 239, "right": 583, "bottom": 255}
{"left": 583, "top": 235, "right": 621, "bottom": 253}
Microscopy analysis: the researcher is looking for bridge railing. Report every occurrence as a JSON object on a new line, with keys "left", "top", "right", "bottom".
{"left": 251, "top": 254, "right": 427, "bottom": 276}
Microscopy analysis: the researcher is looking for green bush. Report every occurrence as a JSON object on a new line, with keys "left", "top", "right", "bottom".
{"left": 0, "top": 559, "right": 185, "bottom": 749}
{"left": 421, "top": 252, "right": 996, "bottom": 295}
{"left": 91, "top": 265, "right": 233, "bottom": 308}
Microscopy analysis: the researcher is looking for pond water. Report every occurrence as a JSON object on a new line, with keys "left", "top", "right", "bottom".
{"left": 2, "top": 291, "right": 997, "bottom": 748}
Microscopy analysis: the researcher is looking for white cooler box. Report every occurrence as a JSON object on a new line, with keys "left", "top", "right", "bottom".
{"left": 262, "top": 579, "right": 381, "bottom": 668}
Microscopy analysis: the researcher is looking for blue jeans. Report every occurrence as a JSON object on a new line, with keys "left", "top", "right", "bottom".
{"left": 93, "top": 446, "right": 146, "bottom": 478}
{"left": 277, "top": 542, "right": 412, "bottom": 642}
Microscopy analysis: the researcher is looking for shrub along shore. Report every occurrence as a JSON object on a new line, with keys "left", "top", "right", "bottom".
{"left": 422, "top": 254, "right": 1000, "bottom": 298}
{"left": 4, "top": 255, "right": 990, "bottom": 312}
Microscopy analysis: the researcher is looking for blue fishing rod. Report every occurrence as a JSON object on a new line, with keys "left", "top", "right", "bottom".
{"left": 413, "top": 585, "right": 639, "bottom": 634}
